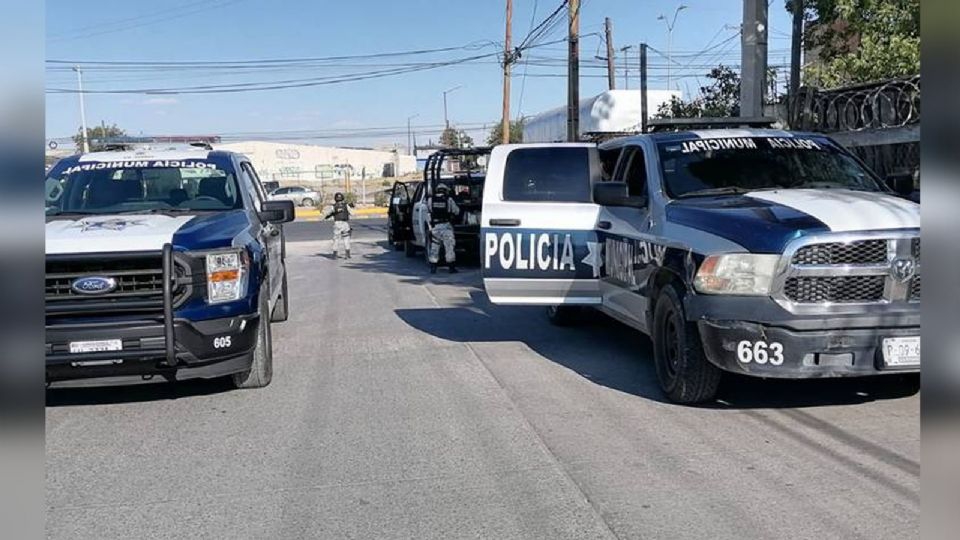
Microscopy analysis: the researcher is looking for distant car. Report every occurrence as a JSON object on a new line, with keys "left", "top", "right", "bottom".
{"left": 269, "top": 186, "right": 318, "bottom": 207}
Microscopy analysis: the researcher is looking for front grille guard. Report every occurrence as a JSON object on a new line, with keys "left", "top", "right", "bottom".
{"left": 770, "top": 229, "right": 921, "bottom": 315}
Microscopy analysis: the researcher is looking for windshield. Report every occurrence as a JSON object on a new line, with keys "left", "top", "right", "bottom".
{"left": 46, "top": 158, "right": 243, "bottom": 215}
{"left": 657, "top": 136, "right": 883, "bottom": 199}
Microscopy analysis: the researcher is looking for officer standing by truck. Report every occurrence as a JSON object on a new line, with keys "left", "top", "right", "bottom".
{"left": 427, "top": 183, "right": 460, "bottom": 274}
{"left": 324, "top": 192, "right": 354, "bottom": 259}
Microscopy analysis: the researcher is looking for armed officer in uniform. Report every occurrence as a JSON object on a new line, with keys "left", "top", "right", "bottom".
{"left": 427, "top": 183, "right": 460, "bottom": 274}
{"left": 324, "top": 192, "right": 354, "bottom": 259}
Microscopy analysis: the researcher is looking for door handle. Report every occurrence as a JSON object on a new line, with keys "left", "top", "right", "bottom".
{"left": 490, "top": 219, "right": 521, "bottom": 227}
{"left": 597, "top": 220, "right": 612, "bottom": 230}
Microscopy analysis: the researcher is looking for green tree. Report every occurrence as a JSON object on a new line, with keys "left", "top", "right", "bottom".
{"left": 486, "top": 119, "right": 524, "bottom": 145}
{"left": 790, "top": 0, "right": 920, "bottom": 87}
{"left": 656, "top": 65, "right": 781, "bottom": 119}
{"left": 439, "top": 127, "right": 473, "bottom": 149}
{"left": 73, "top": 123, "right": 126, "bottom": 152}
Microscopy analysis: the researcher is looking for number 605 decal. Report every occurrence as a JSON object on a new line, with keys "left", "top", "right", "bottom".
{"left": 736, "top": 340, "right": 784, "bottom": 366}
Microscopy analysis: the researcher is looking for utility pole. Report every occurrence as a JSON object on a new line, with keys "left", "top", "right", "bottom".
{"left": 741, "top": 0, "right": 768, "bottom": 118}
{"left": 640, "top": 43, "right": 649, "bottom": 132}
{"left": 567, "top": 0, "right": 580, "bottom": 142}
{"left": 604, "top": 17, "right": 616, "bottom": 91}
{"left": 73, "top": 66, "right": 90, "bottom": 153}
{"left": 789, "top": 0, "right": 804, "bottom": 107}
{"left": 406, "top": 114, "right": 419, "bottom": 156}
{"left": 620, "top": 45, "right": 634, "bottom": 89}
{"left": 502, "top": 0, "right": 513, "bottom": 144}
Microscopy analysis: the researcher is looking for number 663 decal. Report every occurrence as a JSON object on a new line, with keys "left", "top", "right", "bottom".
{"left": 736, "top": 340, "right": 784, "bottom": 366}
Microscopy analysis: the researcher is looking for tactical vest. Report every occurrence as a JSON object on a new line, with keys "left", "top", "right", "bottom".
{"left": 430, "top": 194, "right": 451, "bottom": 224}
{"left": 332, "top": 201, "right": 350, "bottom": 221}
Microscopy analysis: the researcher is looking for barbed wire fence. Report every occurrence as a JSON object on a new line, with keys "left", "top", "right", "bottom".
{"left": 789, "top": 76, "right": 920, "bottom": 183}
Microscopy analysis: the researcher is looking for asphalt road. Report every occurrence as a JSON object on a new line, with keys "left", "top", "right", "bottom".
{"left": 46, "top": 218, "right": 920, "bottom": 539}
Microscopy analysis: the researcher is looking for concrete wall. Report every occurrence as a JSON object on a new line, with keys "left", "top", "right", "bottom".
{"left": 214, "top": 141, "right": 418, "bottom": 184}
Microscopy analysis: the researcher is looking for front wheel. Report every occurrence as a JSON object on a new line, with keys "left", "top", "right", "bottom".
{"left": 270, "top": 272, "right": 289, "bottom": 323}
{"left": 232, "top": 293, "right": 274, "bottom": 389}
{"left": 652, "top": 285, "right": 721, "bottom": 404}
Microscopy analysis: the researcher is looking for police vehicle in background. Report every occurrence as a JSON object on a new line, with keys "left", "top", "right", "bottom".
{"left": 402, "top": 147, "right": 490, "bottom": 262}
{"left": 480, "top": 119, "right": 920, "bottom": 403}
{"left": 45, "top": 143, "right": 295, "bottom": 389}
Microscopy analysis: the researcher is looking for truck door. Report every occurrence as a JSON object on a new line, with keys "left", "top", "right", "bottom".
{"left": 481, "top": 144, "right": 603, "bottom": 305}
{"left": 389, "top": 181, "right": 414, "bottom": 242}
{"left": 411, "top": 182, "right": 427, "bottom": 247}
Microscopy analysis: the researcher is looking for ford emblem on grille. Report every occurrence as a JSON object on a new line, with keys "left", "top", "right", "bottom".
{"left": 890, "top": 258, "right": 916, "bottom": 283}
{"left": 71, "top": 276, "right": 118, "bottom": 295}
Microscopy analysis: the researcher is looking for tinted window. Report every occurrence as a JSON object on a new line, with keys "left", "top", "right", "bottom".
{"left": 658, "top": 136, "right": 883, "bottom": 198}
{"left": 503, "top": 147, "right": 592, "bottom": 202}
{"left": 45, "top": 158, "right": 242, "bottom": 215}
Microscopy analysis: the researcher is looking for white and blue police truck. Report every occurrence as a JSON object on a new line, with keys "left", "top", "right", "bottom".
{"left": 45, "top": 144, "right": 295, "bottom": 389}
{"left": 480, "top": 125, "right": 920, "bottom": 403}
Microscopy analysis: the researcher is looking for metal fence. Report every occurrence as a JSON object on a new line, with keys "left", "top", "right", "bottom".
{"left": 789, "top": 76, "right": 920, "bottom": 181}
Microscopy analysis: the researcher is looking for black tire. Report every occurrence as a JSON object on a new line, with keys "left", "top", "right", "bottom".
{"left": 404, "top": 240, "right": 417, "bottom": 257}
{"left": 652, "top": 285, "right": 721, "bottom": 404}
{"left": 232, "top": 292, "right": 274, "bottom": 389}
{"left": 546, "top": 305, "right": 582, "bottom": 326}
{"left": 270, "top": 272, "right": 289, "bottom": 323}
{"left": 301, "top": 198, "right": 314, "bottom": 207}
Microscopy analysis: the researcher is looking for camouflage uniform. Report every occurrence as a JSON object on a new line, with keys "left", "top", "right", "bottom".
{"left": 325, "top": 194, "right": 354, "bottom": 258}
{"left": 427, "top": 185, "right": 460, "bottom": 271}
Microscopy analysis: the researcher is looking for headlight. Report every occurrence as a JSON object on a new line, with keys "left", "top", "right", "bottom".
{"left": 205, "top": 250, "right": 248, "bottom": 304}
{"left": 694, "top": 254, "right": 780, "bottom": 296}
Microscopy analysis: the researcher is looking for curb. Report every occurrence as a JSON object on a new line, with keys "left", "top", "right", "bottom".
{"left": 295, "top": 208, "right": 387, "bottom": 221}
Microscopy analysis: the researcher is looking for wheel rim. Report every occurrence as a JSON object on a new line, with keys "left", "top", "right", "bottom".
{"left": 662, "top": 309, "right": 681, "bottom": 380}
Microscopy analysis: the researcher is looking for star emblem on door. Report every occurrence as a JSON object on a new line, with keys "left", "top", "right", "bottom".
{"left": 582, "top": 241, "right": 604, "bottom": 278}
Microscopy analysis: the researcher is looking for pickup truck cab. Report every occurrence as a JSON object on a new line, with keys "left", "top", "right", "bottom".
{"left": 480, "top": 128, "right": 920, "bottom": 403}
{"left": 44, "top": 144, "right": 295, "bottom": 389}
{"left": 404, "top": 148, "right": 490, "bottom": 262}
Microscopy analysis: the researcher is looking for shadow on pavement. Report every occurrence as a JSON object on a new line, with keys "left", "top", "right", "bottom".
{"left": 46, "top": 377, "right": 236, "bottom": 407}
{"left": 397, "top": 290, "right": 919, "bottom": 409}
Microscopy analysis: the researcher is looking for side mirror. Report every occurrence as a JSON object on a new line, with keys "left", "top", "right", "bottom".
{"left": 885, "top": 172, "right": 915, "bottom": 197}
{"left": 593, "top": 182, "right": 647, "bottom": 208}
{"left": 259, "top": 200, "right": 295, "bottom": 224}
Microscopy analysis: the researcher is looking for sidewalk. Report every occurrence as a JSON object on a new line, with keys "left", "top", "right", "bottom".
{"left": 295, "top": 207, "right": 387, "bottom": 221}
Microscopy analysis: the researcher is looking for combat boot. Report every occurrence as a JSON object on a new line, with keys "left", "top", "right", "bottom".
{"left": 333, "top": 251, "right": 338, "bottom": 259}
{"left": 345, "top": 250, "right": 351, "bottom": 259}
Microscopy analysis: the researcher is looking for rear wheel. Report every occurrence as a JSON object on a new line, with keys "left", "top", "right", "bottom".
{"left": 301, "top": 198, "right": 314, "bottom": 207}
{"left": 652, "top": 285, "right": 721, "bottom": 404}
{"left": 232, "top": 292, "right": 274, "bottom": 389}
{"left": 546, "top": 305, "right": 582, "bottom": 326}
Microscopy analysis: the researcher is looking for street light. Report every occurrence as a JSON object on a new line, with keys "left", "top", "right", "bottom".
{"left": 406, "top": 114, "right": 419, "bottom": 156}
{"left": 657, "top": 4, "right": 688, "bottom": 91}
{"left": 442, "top": 85, "right": 462, "bottom": 129}
{"left": 73, "top": 66, "right": 90, "bottom": 153}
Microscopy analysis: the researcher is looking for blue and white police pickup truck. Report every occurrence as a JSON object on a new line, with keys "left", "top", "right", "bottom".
{"left": 44, "top": 144, "right": 295, "bottom": 389}
{"left": 480, "top": 125, "right": 920, "bottom": 403}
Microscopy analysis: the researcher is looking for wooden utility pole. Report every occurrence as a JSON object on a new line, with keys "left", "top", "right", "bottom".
{"left": 567, "top": 0, "right": 580, "bottom": 142}
{"left": 640, "top": 43, "right": 649, "bottom": 132}
{"left": 789, "top": 0, "right": 803, "bottom": 102}
{"left": 604, "top": 17, "right": 616, "bottom": 91}
{"left": 502, "top": 0, "right": 513, "bottom": 144}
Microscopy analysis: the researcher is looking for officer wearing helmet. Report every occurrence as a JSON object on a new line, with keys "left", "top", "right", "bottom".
{"left": 324, "top": 192, "right": 354, "bottom": 259}
{"left": 427, "top": 183, "right": 460, "bottom": 273}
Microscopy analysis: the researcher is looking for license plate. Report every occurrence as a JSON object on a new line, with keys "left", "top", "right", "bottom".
{"left": 69, "top": 339, "right": 123, "bottom": 354}
{"left": 882, "top": 337, "right": 920, "bottom": 367}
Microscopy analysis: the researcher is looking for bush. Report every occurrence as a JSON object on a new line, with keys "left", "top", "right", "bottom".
{"left": 373, "top": 191, "right": 388, "bottom": 207}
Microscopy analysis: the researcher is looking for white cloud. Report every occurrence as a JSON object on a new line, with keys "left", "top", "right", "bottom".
{"left": 142, "top": 97, "right": 179, "bottom": 106}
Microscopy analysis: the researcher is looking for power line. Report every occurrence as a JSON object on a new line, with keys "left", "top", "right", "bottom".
{"left": 49, "top": 0, "right": 248, "bottom": 42}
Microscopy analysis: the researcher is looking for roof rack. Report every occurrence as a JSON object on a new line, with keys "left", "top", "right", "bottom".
{"left": 647, "top": 117, "right": 778, "bottom": 132}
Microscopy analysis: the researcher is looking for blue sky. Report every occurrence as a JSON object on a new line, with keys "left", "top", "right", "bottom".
{"left": 46, "top": 0, "right": 793, "bottom": 147}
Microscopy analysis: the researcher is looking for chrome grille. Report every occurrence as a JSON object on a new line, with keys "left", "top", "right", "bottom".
{"left": 784, "top": 276, "right": 886, "bottom": 303}
{"left": 792, "top": 240, "right": 887, "bottom": 265}
{"left": 909, "top": 275, "right": 921, "bottom": 301}
{"left": 774, "top": 232, "right": 921, "bottom": 314}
